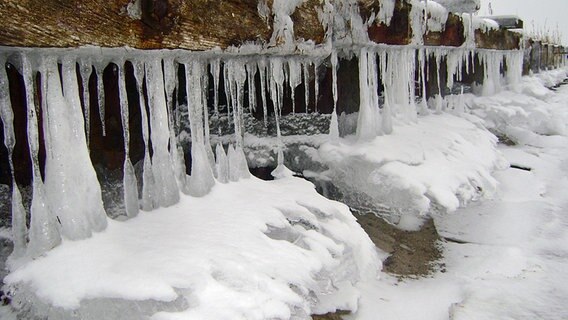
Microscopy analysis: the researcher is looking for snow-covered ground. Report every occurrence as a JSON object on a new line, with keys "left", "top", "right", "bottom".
{"left": 2, "top": 176, "right": 379, "bottom": 319}
{"left": 348, "top": 69, "right": 568, "bottom": 320}
{"left": 1, "top": 63, "right": 567, "bottom": 319}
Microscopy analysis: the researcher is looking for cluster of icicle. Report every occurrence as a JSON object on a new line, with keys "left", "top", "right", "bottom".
{"left": 0, "top": 40, "right": 524, "bottom": 262}
{"left": 353, "top": 45, "right": 524, "bottom": 141}
{"left": 0, "top": 54, "right": 108, "bottom": 264}
{"left": 0, "top": 50, "right": 331, "bottom": 263}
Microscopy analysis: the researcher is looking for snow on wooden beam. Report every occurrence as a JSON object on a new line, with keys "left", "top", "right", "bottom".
{"left": 481, "top": 15, "right": 524, "bottom": 30}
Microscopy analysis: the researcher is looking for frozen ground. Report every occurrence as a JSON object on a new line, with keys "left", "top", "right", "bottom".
{"left": 348, "top": 69, "right": 568, "bottom": 320}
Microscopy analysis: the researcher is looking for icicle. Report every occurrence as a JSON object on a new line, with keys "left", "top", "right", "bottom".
{"left": 117, "top": 61, "right": 140, "bottom": 218}
{"left": 302, "top": 61, "right": 310, "bottom": 113}
{"left": 132, "top": 60, "right": 156, "bottom": 211}
{"left": 479, "top": 51, "right": 504, "bottom": 96}
{"left": 505, "top": 50, "right": 523, "bottom": 92}
{"left": 94, "top": 61, "right": 106, "bottom": 136}
{"left": 329, "top": 51, "right": 339, "bottom": 141}
{"left": 258, "top": 59, "right": 269, "bottom": 126}
{"left": 215, "top": 143, "right": 229, "bottom": 183}
{"left": 246, "top": 62, "right": 257, "bottom": 113}
{"left": 211, "top": 59, "right": 221, "bottom": 117}
{"left": 146, "top": 58, "right": 180, "bottom": 204}
{"left": 379, "top": 50, "right": 393, "bottom": 134}
{"left": 367, "top": 50, "right": 382, "bottom": 133}
{"left": 1, "top": 57, "right": 27, "bottom": 259}
{"left": 43, "top": 56, "right": 107, "bottom": 240}
{"left": 356, "top": 48, "right": 378, "bottom": 140}
{"left": 268, "top": 58, "right": 285, "bottom": 166}
{"left": 418, "top": 49, "right": 429, "bottom": 114}
{"left": 313, "top": 62, "right": 319, "bottom": 113}
{"left": 269, "top": 58, "right": 284, "bottom": 138}
{"left": 79, "top": 58, "right": 92, "bottom": 147}
{"left": 201, "top": 67, "right": 216, "bottom": 173}
{"left": 24, "top": 56, "right": 61, "bottom": 258}
{"left": 223, "top": 62, "right": 232, "bottom": 129}
{"left": 288, "top": 59, "right": 302, "bottom": 114}
{"left": 164, "top": 58, "right": 188, "bottom": 191}
{"left": 435, "top": 49, "right": 443, "bottom": 113}
{"left": 226, "top": 59, "right": 247, "bottom": 148}
{"left": 225, "top": 60, "right": 251, "bottom": 179}
{"left": 185, "top": 60, "right": 215, "bottom": 196}
{"left": 226, "top": 143, "right": 250, "bottom": 182}
{"left": 227, "top": 144, "right": 239, "bottom": 182}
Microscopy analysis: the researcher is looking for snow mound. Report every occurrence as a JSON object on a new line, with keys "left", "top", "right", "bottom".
{"left": 318, "top": 113, "right": 506, "bottom": 229}
{"left": 4, "top": 177, "right": 379, "bottom": 319}
{"left": 470, "top": 68, "right": 568, "bottom": 141}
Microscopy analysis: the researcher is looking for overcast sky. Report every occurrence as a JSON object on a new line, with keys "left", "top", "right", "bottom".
{"left": 478, "top": 0, "right": 568, "bottom": 45}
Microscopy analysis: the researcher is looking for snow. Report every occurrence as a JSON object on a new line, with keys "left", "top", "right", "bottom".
{"left": 433, "top": 0, "right": 480, "bottom": 14}
{"left": 320, "top": 112, "right": 506, "bottom": 228}
{"left": 347, "top": 68, "right": 568, "bottom": 319}
{"left": 5, "top": 176, "right": 379, "bottom": 319}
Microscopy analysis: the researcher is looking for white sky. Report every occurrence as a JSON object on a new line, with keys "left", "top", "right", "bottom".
{"left": 478, "top": 0, "right": 568, "bottom": 45}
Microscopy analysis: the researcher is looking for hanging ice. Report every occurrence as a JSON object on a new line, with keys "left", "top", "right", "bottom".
{"left": 288, "top": 59, "right": 301, "bottom": 114}
{"left": 246, "top": 62, "right": 257, "bottom": 113}
{"left": 185, "top": 60, "right": 215, "bottom": 196}
{"left": 163, "top": 58, "right": 189, "bottom": 191}
{"left": 329, "top": 51, "right": 340, "bottom": 141}
{"left": 357, "top": 48, "right": 380, "bottom": 140}
{"left": 227, "top": 144, "right": 238, "bottom": 182}
{"left": 94, "top": 60, "right": 106, "bottom": 136}
{"left": 302, "top": 60, "right": 310, "bottom": 112}
{"left": 223, "top": 59, "right": 250, "bottom": 180}
{"left": 479, "top": 50, "right": 504, "bottom": 96}
{"left": 146, "top": 58, "right": 180, "bottom": 205}
{"left": 258, "top": 59, "right": 269, "bottom": 126}
{"left": 132, "top": 60, "right": 157, "bottom": 211}
{"left": 117, "top": 60, "right": 140, "bottom": 218}
{"left": 226, "top": 59, "right": 247, "bottom": 148}
{"left": 42, "top": 56, "right": 107, "bottom": 240}
{"left": 215, "top": 143, "right": 229, "bottom": 183}
{"left": 79, "top": 58, "right": 92, "bottom": 147}
{"left": 1, "top": 56, "right": 27, "bottom": 259}
{"left": 24, "top": 56, "right": 61, "bottom": 259}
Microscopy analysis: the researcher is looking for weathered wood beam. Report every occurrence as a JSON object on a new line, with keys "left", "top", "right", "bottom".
{"left": 0, "top": 0, "right": 274, "bottom": 50}
{"left": 0, "top": 0, "right": 522, "bottom": 51}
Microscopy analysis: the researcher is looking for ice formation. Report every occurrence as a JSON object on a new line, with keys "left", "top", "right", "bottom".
{"left": 0, "top": 56, "right": 27, "bottom": 260}
{"left": 0, "top": 0, "right": 534, "bottom": 316}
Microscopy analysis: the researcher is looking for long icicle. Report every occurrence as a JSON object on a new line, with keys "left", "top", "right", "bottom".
{"left": 201, "top": 62, "right": 216, "bottom": 172}
{"left": 133, "top": 60, "right": 156, "bottom": 211}
{"left": 258, "top": 59, "right": 269, "bottom": 126}
{"left": 314, "top": 62, "right": 319, "bottom": 113}
{"left": 95, "top": 61, "right": 106, "bottom": 136}
{"left": 164, "top": 58, "right": 188, "bottom": 191}
{"left": 1, "top": 57, "right": 27, "bottom": 260}
{"left": 45, "top": 56, "right": 107, "bottom": 240}
{"left": 146, "top": 58, "right": 180, "bottom": 205}
{"left": 329, "top": 51, "right": 340, "bottom": 141}
{"left": 79, "top": 58, "right": 92, "bottom": 147}
{"left": 302, "top": 60, "right": 310, "bottom": 113}
{"left": 185, "top": 60, "right": 215, "bottom": 195}
{"left": 25, "top": 56, "right": 61, "bottom": 258}
{"left": 117, "top": 61, "right": 140, "bottom": 217}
